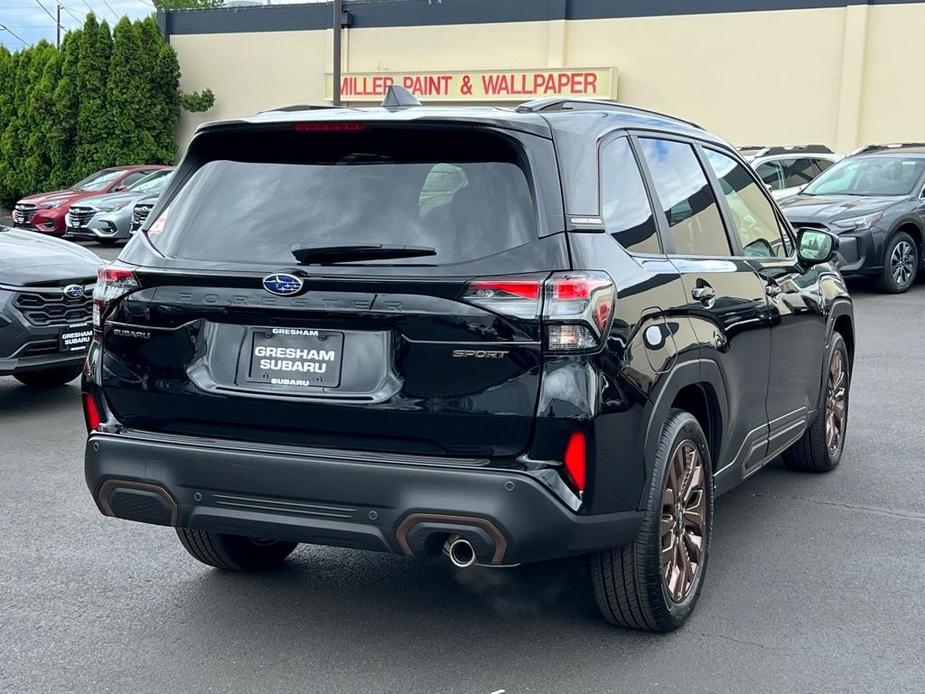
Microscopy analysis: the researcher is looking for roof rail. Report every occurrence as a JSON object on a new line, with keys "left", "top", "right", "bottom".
{"left": 850, "top": 142, "right": 925, "bottom": 156}
{"left": 515, "top": 97, "right": 702, "bottom": 129}
{"left": 745, "top": 144, "right": 834, "bottom": 158}
{"left": 257, "top": 104, "right": 340, "bottom": 114}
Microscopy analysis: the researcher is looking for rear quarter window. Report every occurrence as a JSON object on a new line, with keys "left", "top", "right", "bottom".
{"left": 148, "top": 128, "right": 538, "bottom": 266}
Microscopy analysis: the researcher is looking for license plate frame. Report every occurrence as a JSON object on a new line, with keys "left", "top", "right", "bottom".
{"left": 242, "top": 327, "right": 344, "bottom": 389}
{"left": 59, "top": 323, "right": 93, "bottom": 353}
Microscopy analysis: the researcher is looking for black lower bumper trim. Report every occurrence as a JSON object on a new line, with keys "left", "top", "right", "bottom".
{"left": 84, "top": 432, "right": 643, "bottom": 565}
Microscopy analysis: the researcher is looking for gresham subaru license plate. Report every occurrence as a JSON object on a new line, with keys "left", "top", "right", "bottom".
{"left": 59, "top": 323, "right": 93, "bottom": 353}
{"left": 245, "top": 328, "right": 343, "bottom": 389}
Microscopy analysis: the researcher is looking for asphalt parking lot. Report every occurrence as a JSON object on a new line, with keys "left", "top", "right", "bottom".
{"left": 2, "top": 241, "right": 924, "bottom": 693}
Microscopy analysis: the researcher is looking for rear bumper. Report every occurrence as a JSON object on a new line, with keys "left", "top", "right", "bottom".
{"left": 84, "top": 431, "right": 643, "bottom": 565}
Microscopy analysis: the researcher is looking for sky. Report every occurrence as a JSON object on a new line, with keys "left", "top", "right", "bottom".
{"left": 0, "top": 0, "right": 327, "bottom": 50}
{"left": 0, "top": 0, "right": 157, "bottom": 50}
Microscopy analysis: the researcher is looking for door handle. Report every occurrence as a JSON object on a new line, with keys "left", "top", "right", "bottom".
{"left": 691, "top": 285, "right": 716, "bottom": 305}
{"left": 765, "top": 283, "right": 782, "bottom": 298}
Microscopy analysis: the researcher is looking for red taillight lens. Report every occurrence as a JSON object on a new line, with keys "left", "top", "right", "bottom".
{"left": 93, "top": 263, "right": 140, "bottom": 329}
{"left": 563, "top": 431, "right": 587, "bottom": 492}
{"left": 461, "top": 278, "right": 543, "bottom": 319}
{"left": 461, "top": 271, "right": 615, "bottom": 351}
{"left": 83, "top": 393, "right": 102, "bottom": 432}
{"left": 293, "top": 122, "right": 368, "bottom": 133}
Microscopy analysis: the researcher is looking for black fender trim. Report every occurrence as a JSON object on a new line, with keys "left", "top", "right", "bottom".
{"left": 637, "top": 358, "right": 729, "bottom": 508}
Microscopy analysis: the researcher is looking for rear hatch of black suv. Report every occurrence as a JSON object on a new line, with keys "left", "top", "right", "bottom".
{"left": 96, "top": 119, "right": 571, "bottom": 459}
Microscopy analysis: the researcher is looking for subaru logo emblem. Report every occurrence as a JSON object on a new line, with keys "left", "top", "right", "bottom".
{"left": 262, "top": 273, "right": 304, "bottom": 297}
{"left": 63, "top": 284, "right": 85, "bottom": 300}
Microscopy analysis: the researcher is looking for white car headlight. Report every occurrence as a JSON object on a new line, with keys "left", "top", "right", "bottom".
{"left": 831, "top": 211, "right": 884, "bottom": 231}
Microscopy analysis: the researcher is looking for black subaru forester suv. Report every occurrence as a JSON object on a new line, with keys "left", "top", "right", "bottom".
{"left": 83, "top": 94, "right": 854, "bottom": 631}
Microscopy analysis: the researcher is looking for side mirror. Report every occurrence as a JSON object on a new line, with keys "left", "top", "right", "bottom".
{"left": 797, "top": 228, "right": 839, "bottom": 266}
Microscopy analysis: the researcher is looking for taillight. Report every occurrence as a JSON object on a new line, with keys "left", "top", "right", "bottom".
{"left": 461, "top": 271, "right": 615, "bottom": 352}
{"left": 563, "top": 431, "right": 587, "bottom": 492}
{"left": 83, "top": 393, "right": 102, "bottom": 432}
{"left": 461, "top": 278, "right": 542, "bottom": 319}
{"left": 543, "top": 272, "right": 615, "bottom": 352}
{"left": 93, "top": 263, "right": 140, "bottom": 329}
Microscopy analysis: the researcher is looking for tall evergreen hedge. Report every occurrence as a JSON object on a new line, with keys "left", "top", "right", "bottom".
{"left": 0, "top": 13, "right": 195, "bottom": 207}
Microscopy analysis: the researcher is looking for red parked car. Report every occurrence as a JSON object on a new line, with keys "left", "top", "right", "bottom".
{"left": 12, "top": 166, "right": 169, "bottom": 235}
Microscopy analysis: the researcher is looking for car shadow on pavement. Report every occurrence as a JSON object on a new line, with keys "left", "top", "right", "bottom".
{"left": 0, "top": 377, "right": 81, "bottom": 417}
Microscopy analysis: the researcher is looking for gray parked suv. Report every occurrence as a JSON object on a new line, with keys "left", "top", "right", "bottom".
{"left": 0, "top": 226, "right": 100, "bottom": 386}
{"left": 65, "top": 169, "right": 173, "bottom": 246}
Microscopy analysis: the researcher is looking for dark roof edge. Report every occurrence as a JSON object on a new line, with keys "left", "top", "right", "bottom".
{"left": 157, "top": 1, "right": 922, "bottom": 39}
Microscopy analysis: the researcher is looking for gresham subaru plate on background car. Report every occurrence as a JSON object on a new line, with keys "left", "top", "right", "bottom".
{"left": 59, "top": 323, "right": 93, "bottom": 353}
{"left": 241, "top": 327, "right": 344, "bottom": 389}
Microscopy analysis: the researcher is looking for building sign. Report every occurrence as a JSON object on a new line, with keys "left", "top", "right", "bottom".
{"left": 324, "top": 68, "right": 617, "bottom": 102}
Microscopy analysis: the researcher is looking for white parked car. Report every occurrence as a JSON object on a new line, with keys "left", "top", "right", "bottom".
{"left": 739, "top": 145, "right": 842, "bottom": 200}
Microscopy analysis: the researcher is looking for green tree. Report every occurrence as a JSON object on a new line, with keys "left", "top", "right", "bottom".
{"left": 75, "top": 14, "right": 112, "bottom": 176}
{"left": 153, "top": 0, "right": 224, "bottom": 9}
{"left": 0, "top": 50, "right": 30, "bottom": 206}
{"left": 50, "top": 29, "right": 82, "bottom": 187}
{"left": 152, "top": 42, "right": 182, "bottom": 163}
{"left": 105, "top": 17, "right": 156, "bottom": 165}
{"left": 22, "top": 42, "right": 60, "bottom": 195}
{"left": 0, "top": 46, "right": 14, "bottom": 205}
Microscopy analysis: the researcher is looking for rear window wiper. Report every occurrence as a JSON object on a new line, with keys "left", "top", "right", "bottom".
{"left": 290, "top": 244, "right": 437, "bottom": 265}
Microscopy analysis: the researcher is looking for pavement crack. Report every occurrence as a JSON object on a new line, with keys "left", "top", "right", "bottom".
{"left": 729, "top": 491, "right": 925, "bottom": 522}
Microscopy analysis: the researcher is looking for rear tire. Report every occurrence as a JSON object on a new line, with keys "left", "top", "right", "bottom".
{"left": 590, "top": 409, "right": 713, "bottom": 631}
{"left": 783, "top": 332, "right": 850, "bottom": 473}
{"left": 176, "top": 528, "right": 297, "bottom": 571}
{"left": 875, "top": 231, "right": 918, "bottom": 293}
{"left": 13, "top": 365, "right": 83, "bottom": 387}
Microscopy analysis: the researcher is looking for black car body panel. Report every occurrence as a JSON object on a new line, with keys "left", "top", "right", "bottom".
{"left": 0, "top": 227, "right": 100, "bottom": 376}
{"left": 83, "top": 103, "right": 853, "bottom": 566}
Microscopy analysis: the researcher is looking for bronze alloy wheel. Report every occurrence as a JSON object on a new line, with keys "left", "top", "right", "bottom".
{"left": 660, "top": 440, "right": 707, "bottom": 603}
{"left": 825, "top": 348, "right": 848, "bottom": 454}
{"left": 890, "top": 239, "right": 916, "bottom": 288}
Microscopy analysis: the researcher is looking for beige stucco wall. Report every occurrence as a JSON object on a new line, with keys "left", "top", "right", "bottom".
{"left": 172, "top": 4, "right": 922, "bottom": 154}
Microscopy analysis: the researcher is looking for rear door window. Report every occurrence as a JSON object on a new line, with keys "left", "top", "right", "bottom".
{"left": 638, "top": 138, "right": 731, "bottom": 257}
{"left": 599, "top": 137, "right": 660, "bottom": 254}
{"left": 755, "top": 161, "right": 785, "bottom": 190}
{"left": 148, "top": 129, "right": 537, "bottom": 265}
{"left": 780, "top": 157, "right": 819, "bottom": 189}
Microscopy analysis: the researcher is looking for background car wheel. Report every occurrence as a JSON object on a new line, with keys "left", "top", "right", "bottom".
{"left": 876, "top": 231, "right": 918, "bottom": 293}
{"left": 590, "top": 409, "right": 713, "bottom": 632}
{"left": 13, "top": 365, "right": 83, "bottom": 387}
{"left": 176, "top": 528, "right": 298, "bottom": 571}
{"left": 783, "top": 332, "right": 850, "bottom": 473}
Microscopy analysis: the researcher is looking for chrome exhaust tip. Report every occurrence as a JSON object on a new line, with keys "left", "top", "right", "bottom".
{"left": 444, "top": 535, "right": 477, "bottom": 568}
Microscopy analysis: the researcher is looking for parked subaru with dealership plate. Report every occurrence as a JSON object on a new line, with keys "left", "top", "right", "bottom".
{"left": 0, "top": 225, "right": 100, "bottom": 386}
{"left": 66, "top": 169, "right": 174, "bottom": 246}
{"left": 13, "top": 165, "right": 169, "bottom": 236}
{"left": 780, "top": 143, "right": 925, "bottom": 292}
{"left": 83, "top": 92, "right": 853, "bottom": 631}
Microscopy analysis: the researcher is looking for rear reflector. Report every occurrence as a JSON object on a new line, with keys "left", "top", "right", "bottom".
{"left": 563, "top": 431, "right": 587, "bottom": 492}
{"left": 83, "top": 393, "right": 102, "bottom": 432}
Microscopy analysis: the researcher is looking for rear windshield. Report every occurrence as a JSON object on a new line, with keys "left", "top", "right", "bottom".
{"left": 148, "top": 128, "right": 537, "bottom": 265}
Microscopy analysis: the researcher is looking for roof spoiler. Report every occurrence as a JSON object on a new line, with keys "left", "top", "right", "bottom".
{"left": 381, "top": 85, "right": 422, "bottom": 109}
{"left": 515, "top": 97, "right": 703, "bottom": 129}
